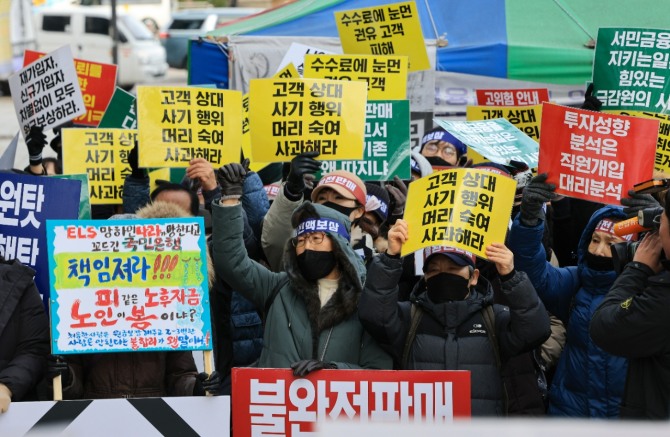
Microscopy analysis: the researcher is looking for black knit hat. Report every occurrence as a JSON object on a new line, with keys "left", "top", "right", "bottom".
{"left": 364, "top": 182, "right": 391, "bottom": 223}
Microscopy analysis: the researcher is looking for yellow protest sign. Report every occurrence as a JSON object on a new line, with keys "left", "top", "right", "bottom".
{"left": 136, "top": 86, "right": 242, "bottom": 168}
{"left": 605, "top": 110, "right": 670, "bottom": 174}
{"left": 402, "top": 168, "right": 516, "bottom": 258}
{"left": 274, "top": 63, "right": 300, "bottom": 79}
{"left": 62, "top": 128, "right": 135, "bottom": 205}
{"left": 466, "top": 104, "right": 543, "bottom": 141}
{"left": 335, "top": 1, "right": 430, "bottom": 72}
{"left": 303, "top": 54, "right": 408, "bottom": 100}
{"left": 249, "top": 78, "right": 367, "bottom": 162}
{"left": 240, "top": 93, "right": 269, "bottom": 172}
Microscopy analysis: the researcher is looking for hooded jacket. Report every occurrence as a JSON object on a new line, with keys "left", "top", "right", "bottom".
{"left": 212, "top": 200, "right": 391, "bottom": 370}
{"left": 65, "top": 202, "right": 199, "bottom": 399}
{"left": 508, "top": 205, "right": 628, "bottom": 417}
{"left": 359, "top": 253, "right": 550, "bottom": 416}
{"left": 0, "top": 260, "right": 49, "bottom": 401}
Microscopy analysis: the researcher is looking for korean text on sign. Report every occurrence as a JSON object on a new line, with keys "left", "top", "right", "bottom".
{"left": 47, "top": 218, "right": 213, "bottom": 354}
{"left": 24, "top": 50, "right": 117, "bottom": 127}
{"left": 99, "top": 87, "right": 137, "bottom": 129}
{"left": 593, "top": 27, "right": 670, "bottom": 112}
{"left": 0, "top": 173, "right": 81, "bottom": 306}
{"left": 466, "top": 104, "right": 542, "bottom": 141}
{"left": 248, "top": 78, "right": 367, "bottom": 162}
{"left": 232, "top": 368, "right": 471, "bottom": 437}
{"left": 335, "top": 1, "right": 430, "bottom": 72}
{"left": 435, "top": 118, "right": 540, "bottom": 168}
{"left": 401, "top": 168, "right": 516, "bottom": 258}
{"left": 475, "top": 88, "right": 550, "bottom": 107}
{"left": 319, "top": 100, "right": 411, "bottom": 181}
{"left": 136, "top": 86, "right": 243, "bottom": 168}
{"left": 9, "top": 45, "right": 85, "bottom": 136}
{"left": 538, "top": 103, "right": 658, "bottom": 204}
{"left": 605, "top": 110, "right": 670, "bottom": 173}
{"left": 62, "top": 128, "right": 136, "bottom": 205}
{"left": 303, "top": 54, "right": 409, "bottom": 100}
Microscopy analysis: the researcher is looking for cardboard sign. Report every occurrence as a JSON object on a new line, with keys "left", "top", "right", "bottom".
{"left": 249, "top": 78, "right": 367, "bottom": 162}
{"left": 232, "top": 368, "right": 471, "bottom": 437}
{"left": 304, "top": 54, "right": 409, "bottom": 100}
{"left": 466, "top": 104, "right": 542, "bottom": 141}
{"left": 0, "top": 173, "right": 81, "bottom": 307}
{"left": 593, "top": 27, "right": 670, "bottom": 112}
{"left": 335, "top": 1, "right": 430, "bottom": 72}
{"left": 605, "top": 110, "right": 670, "bottom": 173}
{"left": 10, "top": 45, "right": 85, "bottom": 136}
{"left": 435, "top": 118, "right": 539, "bottom": 168}
{"left": 62, "top": 128, "right": 136, "bottom": 205}
{"left": 99, "top": 87, "right": 137, "bottom": 129}
{"left": 538, "top": 103, "right": 658, "bottom": 203}
{"left": 401, "top": 168, "right": 516, "bottom": 258}
{"left": 47, "top": 217, "right": 212, "bottom": 354}
{"left": 319, "top": 100, "right": 411, "bottom": 181}
{"left": 276, "top": 42, "right": 336, "bottom": 77}
{"left": 475, "top": 88, "right": 550, "bottom": 106}
{"left": 24, "top": 50, "right": 117, "bottom": 127}
{"left": 136, "top": 86, "right": 243, "bottom": 168}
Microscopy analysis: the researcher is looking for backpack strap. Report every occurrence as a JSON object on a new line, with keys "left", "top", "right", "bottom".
{"left": 481, "top": 304, "right": 508, "bottom": 415}
{"left": 263, "top": 275, "right": 290, "bottom": 323}
{"left": 402, "top": 303, "right": 424, "bottom": 369}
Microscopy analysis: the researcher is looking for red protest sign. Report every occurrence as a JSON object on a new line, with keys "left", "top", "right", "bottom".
{"left": 24, "top": 50, "right": 117, "bottom": 127}
{"left": 538, "top": 103, "right": 658, "bottom": 204}
{"left": 476, "top": 88, "right": 549, "bottom": 106}
{"left": 232, "top": 368, "right": 471, "bottom": 437}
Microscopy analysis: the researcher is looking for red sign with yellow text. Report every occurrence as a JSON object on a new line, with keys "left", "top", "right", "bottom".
{"left": 24, "top": 50, "right": 117, "bottom": 127}
{"left": 232, "top": 368, "right": 471, "bottom": 437}
{"left": 538, "top": 103, "right": 658, "bottom": 204}
{"left": 476, "top": 88, "right": 549, "bottom": 106}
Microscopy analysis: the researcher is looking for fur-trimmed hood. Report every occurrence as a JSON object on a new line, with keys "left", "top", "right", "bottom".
{"left": 133, "top": 201, "right": 215, "bottom": 288}
{"left": 282, "top": 202, "right": 367, "bottom": 359}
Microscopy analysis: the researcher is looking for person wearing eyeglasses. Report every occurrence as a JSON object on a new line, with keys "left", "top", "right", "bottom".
{"left": 210, "top": 162, "right": 392, "bottom": 376}
{"left": 418, "top": 127, "right": 469, "bottom": 168}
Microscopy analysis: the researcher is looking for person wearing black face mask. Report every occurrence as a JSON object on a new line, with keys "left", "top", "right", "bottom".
{"left": 212, "top": 162, "right": 392, "bottom": 377}
{"left": 508, "top": 174, "right": 651, "bottom": 418}
{"left": 358, "top": 220, "right": 550, "bottom": 416}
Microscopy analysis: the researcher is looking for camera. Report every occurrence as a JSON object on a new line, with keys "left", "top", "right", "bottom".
{"left": 611, "top": 206, "right": 664, "bottom": 274}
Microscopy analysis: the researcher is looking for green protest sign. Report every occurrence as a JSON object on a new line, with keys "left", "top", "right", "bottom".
{"left": 319, "top": 100, "right": 411, "bottom": 181}
{"left": 593, "top": 28, "right": 670, "bottom": 112}
{"left": 98, "top": 87, "right": 137, "bottom": 129}
{"left": 435, "top": 118, "right": 539, "bottom": 168}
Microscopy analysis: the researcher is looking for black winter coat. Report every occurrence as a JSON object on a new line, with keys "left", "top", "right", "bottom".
{"left": 359, "top": 254, "right": 551, "bottom": 416}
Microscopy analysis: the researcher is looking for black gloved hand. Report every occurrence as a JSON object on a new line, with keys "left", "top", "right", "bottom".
{"left": 385, "top": 176, "right": 408, "bottom": 216}
{"left": 519, "top": 173, "right": 556, "bottom": 227}
{"left": 26, "top": 125, "right": 47, "bottom": 166}
{"left": 620, "top": 189, "right": 661, "bottom": 217}
{"left": 456, "top": 155, "right": 474, "bottom": 168}
{"left": 581, "top": 83, "right": 603, "bottom": 112}
{"left": 193, "top": 371, "right": 223, "bottom": 396}
{"left": 216, "top": 160, "right": 247, "bottom": 199}
{"left": 128, "top": 141, "right": 146, "bottom": 178}
{"left": 290, "top": 359, "right": 336, "bottom": 377}
{"left": 285, "top": 151, "right": 321, "bottom": 197}
{"left": 47, "top": 355, "right": 72, "bottom": 387}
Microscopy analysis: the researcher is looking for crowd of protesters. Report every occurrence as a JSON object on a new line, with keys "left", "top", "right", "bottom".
{"left": 1, "top": 88, "right": 669, "bottom": 421}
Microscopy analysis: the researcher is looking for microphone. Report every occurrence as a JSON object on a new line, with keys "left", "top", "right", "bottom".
{"left": 613, "top": 207, "right": 664, "bottom": 237}
{"left": 613, "top": 216, "right": 648, "bottom": 237}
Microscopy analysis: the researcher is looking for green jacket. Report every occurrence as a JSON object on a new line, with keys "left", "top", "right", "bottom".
{"left": 211, "top": 201, "right": 392, "bottom": 370}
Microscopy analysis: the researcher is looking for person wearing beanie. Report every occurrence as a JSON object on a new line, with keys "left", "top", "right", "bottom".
{"left": 359, "top": 219, "right": 550, "bottom": 416}
{"left": 418, "top": 127, "right": 468, "bottom": 167}
{"left": 508, "top": 174, "right": 647, "bottom": 417}
{"left": 261, "top": 150, "right": 367, "bottom": 272}
{"left": 351, "top": 183, "right": 392, "bottom": 263}
{"left": 212, "top": 162, "right": 392, "bottom": 375}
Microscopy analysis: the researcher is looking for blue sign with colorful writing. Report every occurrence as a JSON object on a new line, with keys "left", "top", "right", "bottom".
{"left": 0, "top": 173, "right": 81, "bottom": 308}
{"left": 46, "top": 217, "right": 213, "bottom": 354}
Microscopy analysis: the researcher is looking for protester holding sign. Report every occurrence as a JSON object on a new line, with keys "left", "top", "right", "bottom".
{"left": 212, "top": 162, "right": 392, "bottom": 374}
{"left": 0, "top": 257, "right": 50, "bottom": 413}
{"left": 358, "top": 219, "right": 550, "bottom": 416}
{"left": 507, "top": 174, "right": 655, "bottom": 417}
{"left": 416, "top": 127, "right": 469, "bottom": 168}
